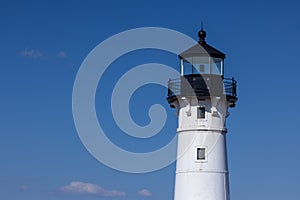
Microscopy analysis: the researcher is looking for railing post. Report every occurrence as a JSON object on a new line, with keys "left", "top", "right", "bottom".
{"left": 168, "top": 79, "right": 171, "bottom": 97}
{"left": 232, "top": 77, "right": 236, "bottom": 97}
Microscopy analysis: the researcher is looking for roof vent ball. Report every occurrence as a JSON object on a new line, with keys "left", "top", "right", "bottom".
{"left": 198, "top": 29, "right": 206, "bottom": 44}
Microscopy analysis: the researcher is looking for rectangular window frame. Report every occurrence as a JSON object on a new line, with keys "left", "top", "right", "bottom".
{"left": 197, "top": 106, "right": 206, "bottom": 119}
{"left": 195, "top": 146, "right": 208, "bottom": 162}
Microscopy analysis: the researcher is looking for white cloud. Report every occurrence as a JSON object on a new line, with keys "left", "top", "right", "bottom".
{"left": 138, "top": 189, "right": 152, "bottom": 197}
{"left": 57, "top": 51, "right": 67, "bottom": 58}
{"left": 20, "top": 49, "right": 43, "bottom": 58}
{"left": 60, "top": 181, "right": 126, "bottom": 197}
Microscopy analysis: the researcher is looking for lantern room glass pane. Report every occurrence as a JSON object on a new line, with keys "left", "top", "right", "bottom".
{"left": 183, "top": 60, "right": 193, "bottom": 74}
{"left": 182, "top": 57, "right": 223, "bottom": 75}
{"left": 210, "top": 57, "right": 222, "bottom": 75}
{"left": 183, "top": 57, "right": 210, "bottom": 75}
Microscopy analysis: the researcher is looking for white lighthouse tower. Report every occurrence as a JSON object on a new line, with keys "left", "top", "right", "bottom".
{"left": 167, "top": 28, "right": 237, "bottom": 200}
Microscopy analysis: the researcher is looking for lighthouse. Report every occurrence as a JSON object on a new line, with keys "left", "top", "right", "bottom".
{"left": 167, "top": 28, "right": 237, "bottom": 200}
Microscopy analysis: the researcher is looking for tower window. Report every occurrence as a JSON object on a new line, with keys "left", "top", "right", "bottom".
{"left": 197, "top": 107, "right": 205, "bottom": 119}
{"left": 197, "top": 148, "right": 206, "bottom": 160}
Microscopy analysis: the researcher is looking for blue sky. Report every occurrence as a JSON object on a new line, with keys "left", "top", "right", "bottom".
{"left": 1, "top": 0, "right": 300, "bottom": 199}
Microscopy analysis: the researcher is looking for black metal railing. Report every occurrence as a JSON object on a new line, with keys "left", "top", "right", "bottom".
{"left": 223, "top": 77, "right": 237, "bottom": 97}
{"left": 167, "top": 75, "right": 237, "bottom": 99}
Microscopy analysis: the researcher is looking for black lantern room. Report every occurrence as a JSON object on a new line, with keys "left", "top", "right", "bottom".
{"left": 167, "top": 28, "right": 237, "bottom": 107}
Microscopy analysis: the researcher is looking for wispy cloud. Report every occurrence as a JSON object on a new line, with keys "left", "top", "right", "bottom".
{"left": 57, "top": 51, "right": 67, "bottom": 58}
{"left": 138, "top": 189, "right": 152, "bottom": 197}
{"left": 60, "top": 181, "right": 126, "bottom": 197}
{"left": 20, "top": 49, "right": 43, "bottom": 58}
